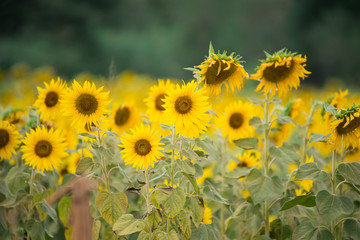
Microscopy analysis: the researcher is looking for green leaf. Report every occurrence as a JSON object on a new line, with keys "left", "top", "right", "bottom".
{"left": 249, "top": 117, "right": 268, "bottom": 134}
{"left": 178, "top": 210, "right": 191, "bottom": 233}
{"left": 58, "top": 196, "right": 71, "bottom": 227}
{"left": 92, "top": 220, "right": 101, "bottom": 240}
{"left": 26, "top": 219, "right": 45, "bottom": 240}
{"left": 309, "top": 133, "right": 330, "bottom": 143}
{"left": 245, "top": 169, "right": 273, "bottom": 205}
{"left": 79, "top": 132, "right": 97, "bottom": 139}
{"left": 177, "top": 159, "right": 195, "bottom": 175}
{"left": 271, "top": 176, "right": 283, "bottom": 196}
{"left": 280, "top": 194, "right": 316, "bottom": 211}
{"left": 163, "top": 188, "right": 186, "bottom": 218}
{"left": 292, "top": 221, "right": 317, "bottom": 240}
{"left": 233, "top": 137, "right": 258, "bottom": 150}
{"left": 113, "top": 214, "right": 145, "bottom": 236}
{"left": 185, "top": 196, "right": 204, "bottom": 228}
{"left": 339, "top": 196, "right": 354, "bottom": 214}
{"left": 295, "top": 163, "right": 321, "bottom": 180}
{"left": 146, "top": 208, "right": 162, "bottom": 229}
{"left": 203, "top": 184, "right": 229, "bottom": 205}
{"left": 337, "top": 162, "right": 360, "bottom": 185}
{"left": 190, "top": 223, "right": 218, "bottom": 240}
{"left": 154, "top": 229, "right": 179, "bottom": 240}
{"left": 206, "top": 109, "right": 218, "bottom": 117}
{"left": 160, "top": 124, "right": 174, "bottom": 131}
{"left": 96, "top": 191, "right": 128, "bottom": 226}
{"left": 316, "top": 190, "right": 342, "bottom": 222}
{"left": 248, "top": 97, "right": 265, "bottom": 105}
{"left": 323, "top": 102, "right": 337, "bottom": 116}
{"left": 76, "top": 157, "right": 94, "bottom": 175}
{"left": 0, "top": 180, "right": 13, "bottom": 198}
{"left": 180, "top": 171, "right": 199, "bottom": 194}
{"left": 224, "top": 167, "right": 253, "bottom": 179}
{"left": 5, "top": 166, "right": 29, "bottom": 195}
{"left": 276, "top": 115, "right": 294, "bottom": 124}
{"left": 269, "top": 142, "right": 300, "bottom": 164}
{"left": 256, "top": 236, "right": 271, "bottom": 240}
{"left": 38, "top": 200, "right": 57, "bottom": 223}
{"left": 343, "top": 219, "right": 360, "bottom": 240}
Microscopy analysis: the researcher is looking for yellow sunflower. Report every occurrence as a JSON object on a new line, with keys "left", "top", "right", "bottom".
{"left": 61, "top": 80, "right": 111, "bottom": 128}
{"left": 120, "top": 124, "right": 163, "bottom": 171}
{"left": 202, "top": 204, "right": 213, "bottom": 224}
{"left": 194, "top": 46, "right": 248, "bottom": 97}
{"left": 328, "top": 105, "right": 360, "bottom": 151}
{"left": 109, "top": 102, "right": 141, "bottom": 135}
{"left": 22, "top": 126, "right": 68, "bottom": 172}
{"left": 322, "top": 89, "right": 348, "bottom": 123}
{"left": 228, "top": 150, "right": 261, "bottom": 172}
{"left": 163, "top": 80, "right": 211, "bottom": 138}
{"left": 33, "top": 77, "right": 67, "bottom": 121}
{"left": 0, "top": 121, "right": 21, "bottom": 161}
{"left": 216, "top": 100, "right": 260, "bottom": 141}
{"left": 251, "top": 49, "right": 310, "bottom": 97}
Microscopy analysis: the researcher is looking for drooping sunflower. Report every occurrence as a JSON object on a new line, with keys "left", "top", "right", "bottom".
{"left": 194, "top": 45, "right": 248, "bottom": 97}
{"left": 33, "top": 77, "right": 67, "bottom": 121}
{"left": 202, "top": 204, "right": 213, "bottom": 225}
{"left": 109, "top": 102, "right": 141, "bottom": 135}
{"left": 216, "top": 100, "right": 260, "bottom": 141}
{"left": 328, "top": 105, "right": 360, "bottom": 151}
{"left": 0, "top": 121, "right": 21, "bottom": 161}
{"left": 120, "top": 124, "right": 163, "bottom": 171}
{"left": 62, "top": 80, "right": 111, "bottom": 128}
{"left": 163, "top": 80, "right": 211, "bottom": 138}
{"left": 251, "top": 49, "right": 310, "bottom": 97}
{"left": 22, "top": 126, "right": 68, "bottom": 172}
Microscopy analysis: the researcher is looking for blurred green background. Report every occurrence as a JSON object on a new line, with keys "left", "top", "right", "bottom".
{"left": 1, "top": 0, "right": 360, "bottom": 86}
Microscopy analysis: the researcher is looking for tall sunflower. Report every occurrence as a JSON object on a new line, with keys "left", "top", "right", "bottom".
{"left": 194, "top": 44, "right": 248, "bottom": 97}
{"left": 62, "top": 80, "right": 111, "bottom": 129}
{"left": 251, "top": 49, "right": 310, "bottom": 97}
{"left": 109, "top": 102, "right": 141, "bottom": 135}
{"left": 22, "top": 126, "right": 68, "bottom": 172}
{"left": 120, "top": 124, "right": 163, "bottom": 171}
{"left": 33, "top": 77, "right": 67, "bottom": 121}
{"left": 163, "top": 80, "right": 211, "bottom": 138}
{"left": 0, "top": 121, "right": 21, "bottom": 161}
{"left": 216, "top": 100, "right": 260, "bottom": 141}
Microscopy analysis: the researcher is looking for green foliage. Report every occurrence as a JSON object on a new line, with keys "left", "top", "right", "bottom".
{"left": 338, "top": 162, "right": 360, "bottom": 185}
{"left": 245, "top": 169, "right": 273, "bottom": 205}
{"left": 96, "top": 191, "right": 128, "bottom": 226}
{"left": 233, "top": 137, "right": 259, "bottom": 150}
{"left": 292, "top": 221, "right": 332, "bottom": 240}
{"left": 113, "top": 214, "right": 146, "bottom": 236}
{"left": 280, "top": 194, "right": 316, "bottom": 211}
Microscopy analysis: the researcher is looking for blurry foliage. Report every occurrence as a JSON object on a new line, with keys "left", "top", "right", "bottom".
{"left": 1, "top": 0, "right": 360, "bottom": 85}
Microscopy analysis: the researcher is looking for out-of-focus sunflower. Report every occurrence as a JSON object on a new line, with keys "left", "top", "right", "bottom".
{"left": 289, "top": 155, "right": 314, "bottom": 192}
{"left": 22, "top": 126, "right": 68, "bottom": 172}
{"left": 202, "top": 204, "right": 213, "bottom": 224}
{"left": 163, "top": 80, "right": 211, "bottom": 138}
{"left": 109, "top": 102, "right": 141, "bottom": 135}
{"left": 322, "top": 89, "right": 348, "bottom": 123}
{"left": 194, "top": 44, "right": 248, "bottom": 97}
{"left": 251, "top": 49, "right": 310, "bottom": 97}
{"left": 196, "top": 163, "right": 216, "bottom": 184}
{"left": 62, "top": 80, "right": 111, "bottom": 129}
{"left": 120, "top": 124, "right": 163, "bottom": 171}
{"left": 0, "top": 121, "right": 21, "bottom": 161}
{"left": 33, "top": 77, "right": 67, "bottom": 121}
{"left": 328, "top": 105, "right": 360, "bottom": 151}
{"left": 4, "top": 109, "right": 27, "bottom": 129}
{"left": 228, "top": 150, "right": 261, "bottom": 172}
{"left": 216, "top": 100, "right": 259, "bottom": 141}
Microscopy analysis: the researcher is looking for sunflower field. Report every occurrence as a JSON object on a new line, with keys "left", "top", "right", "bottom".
{"left": 0, "top": 44, "right": 360, "bottom": 240}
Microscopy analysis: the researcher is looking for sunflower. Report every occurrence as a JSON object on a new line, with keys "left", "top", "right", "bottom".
{"left": 202, "top": 204, "right": 213, "bottom": 224}
{"left": 328, "top": 105, "right": 360, "bottom": 151}
{"left": 216, "top": 100, "right": 260, "bottom": 141}
{"left": 228, "top": 150, "right": 261, "bottom": 172}
{"left": 109, "top": 102, "right": 141, "bottom": 135}
{"left": 62, "top": 80, "right": 111, "bottom": 129}
{"left": 163, "top": 80, "right": 211, "bottom": 138}
{"left": 120, "top": 124, "right": 163, "bottom": 171}
{"left": 322, "top": 89, "right": 348, "bottom": 123}
{"left": 194, "top": 46, "right": 248, "bottom": 97}
{"left": 33, "top": 77, "right": 67, "bottom": 121}
{"left": 22, "top": 126, "right": 68, "bottom": 172}
{"left": 251, "top": 49, "right": 310, "bottom": 97}
{"left": 0, "top": 121, "right": 21, "bottom": 161}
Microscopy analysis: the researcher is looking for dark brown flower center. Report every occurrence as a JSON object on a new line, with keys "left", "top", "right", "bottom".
{"left": 45, "top": 91, "right": 58, "bottom": 107}
{"left": 115, "top": 107, "right": 130, "bottom": 126}
{"left": 175, "top": 96, "right": 192, "bottom": 114}
{"left": 0, "top": 129, "right": 10, "bottom": 148}
{"left": 155, "top": 94, "right": 167, "bottom": 111}
{"left": 229, "top": 113, "right": 243, "bottom": 129}
{"left": 134, "top": 139, "right": 151, "bottom": 156}
{"left": 205, "top": 59, "right": 237, "bottom": 85}
{"left": 237, "top": 161, "right": 249, "bottom": 168}
{"left": 262, "top": 60, "right": 294, "bottom": 83}
{"left": 35, "top": 140, "right": 53, "bottom": 158}
{"left": 336, "top": 116, "right": 360, "bottom": 135}
{"left": 75, "top": 93, "right": 98, "bottom": 115}
{"left": 60, "top": 166, "right": 68, "bottom": 176}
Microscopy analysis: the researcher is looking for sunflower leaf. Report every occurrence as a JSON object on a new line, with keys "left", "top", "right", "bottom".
{"left": 337, "top": 162, "right": 360, "bottom": 185}
{"left": 309, "top": 133, "right": 331, "bottom": 143}
{"left": 96, "top": 191, "right": 128, "bottom": 226}
{"left": 76, "top": 157, "right": 94, "bottom": 175}
{"left": 233, "top": 138, "right": 258, "bottom": 150}
{"left": 113, "top": 214, "right": 145, "bottom": 236}
{"left": 160, "top": 124, "right": 174, "bottom": 131}
{"left": 323, "top": 102, "right": 337, "bottom": 116}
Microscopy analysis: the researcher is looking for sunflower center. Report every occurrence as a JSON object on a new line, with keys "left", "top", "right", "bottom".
{"left": 134, "top": 139, "right": 152, "bottom": 156}
{"left": 45, "top": 91, "right": 59, "bottom": 107}
{"left": 155, "top": 94, "right": 167, "bottom": 111}
{"left": 237, "top": 161, "right": 249, "bottom": 168}
{"left": 336, "top": 116, "right": 360, "bottom": 135}
{"left": 115, "top": 107, "right": 130, "bottom": 126}
{"left": 75, "top": 93, "right": 98, "bottom": 115}
{"left": 35, "top": 140, "right": 53, "bottom": 158}
{"left": 60, "top": 167, "right": 68, "bottom": 176}
{"left": 229, "top": 113, "right": 244, "bottom": 129}
{"left": 0, "top": 129, "right": 10, "bottom": 148}
{"left": 175, "top": 96, "right": 192, "bottom": 114}
{"left": 262, "top": 60, "right": 294, "bottom": 83}
{"left": 205, "top": 59, "right": 237, "bottom": 85}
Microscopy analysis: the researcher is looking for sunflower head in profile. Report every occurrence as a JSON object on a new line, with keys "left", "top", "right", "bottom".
{"left": 22, "top": 126, "right": 68, "bottom": 172}
{"left": 251, "top": 48, "right": 310, "bottom": 97}
{"left": 216, "top": 100, "right": 260, "bottom": 141}
{"left": 163, "top": 80, "right": 211, "bottom": 138}
{"left": 62, "top": 80, "right": 111, "bottom": 129}
{"left": 194, "top": 43, "right": 248, "bottom": 97}
{"left": 33, "top": 77, "right": 67, "bottom": 121}
{"left": 109, "top": 102, "right": 141, "bottom": 135}
{"left": 0, "top": 121, "right": 21, "bottom": 161}
{"left": 119, "top": 124, "right": 163, "bottom": 171}
{"left": 328, "top": 104, "right": 360, "bottom": 151}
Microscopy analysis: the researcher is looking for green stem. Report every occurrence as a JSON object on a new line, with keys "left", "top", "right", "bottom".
{"left": 27, "top": 168, "right": 35, "bottom": 240}
{"left": 302, "top": 102, "right": 317, "bottom": 163}
{"left": 170, "top": 126, "right": 176, "bottom": 187}
{"left": 263, "top": 92, "right": 271, "bottom": 236}
{"left": 220, "top": 139, "right": 227, "bottom": 240}
{"left": 97, "top": 130, "right": 110, "bottom": 191}
{"left": 145, "top": 170, "right": 151, "bottom": 214}
{"left": 331, "top": 150, "right": 337, "bottom": 237}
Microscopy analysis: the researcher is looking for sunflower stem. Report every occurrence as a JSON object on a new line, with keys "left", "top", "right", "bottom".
{"left": 263, "top": 92, "right": 271, "bottom": 237}
{"left": 302, "top": 102, "right": 318, "bottom": 163}
{"left": 170, "top": 126, "right": 176, "bottom": 187}
{"left": 220, "top": 138, "right": 227, "bottom": 240}
{"left": 331, "top": 149, "right": 337, "bottom": 237}
{"left": 145, "top": 170, "right": 152, "bottom": 214}
{"left": 26, "top": 168, "right": 36, "bottom": 240}
{"left": 97, "top": 130, "right": 110, "bottom": 191}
